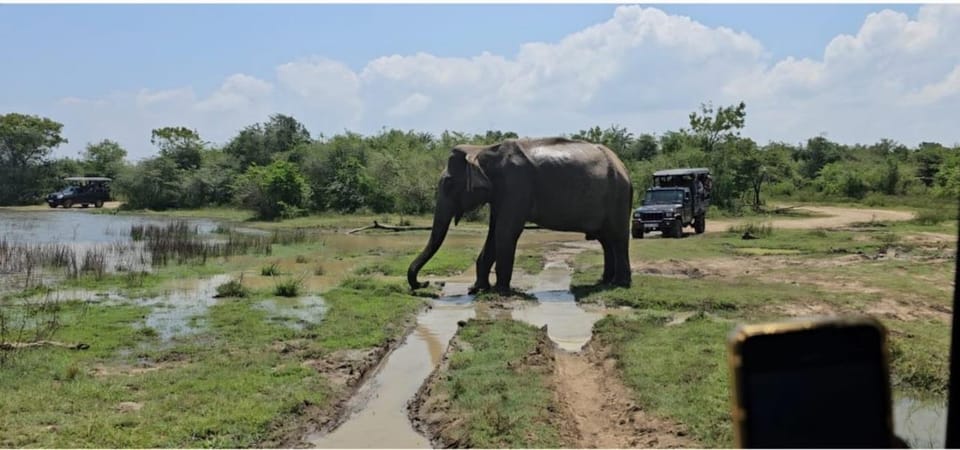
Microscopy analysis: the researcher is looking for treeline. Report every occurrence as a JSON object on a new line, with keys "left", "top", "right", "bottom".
{"left": 1, "top": 103, "right": 957, "bottom": 219}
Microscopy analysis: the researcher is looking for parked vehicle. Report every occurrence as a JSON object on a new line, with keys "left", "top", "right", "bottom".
{"left": 632, "top": 168, "right": 711, "bottom": 238}
{"left": 46, "top": 177, "right": 112, "bottom": 209}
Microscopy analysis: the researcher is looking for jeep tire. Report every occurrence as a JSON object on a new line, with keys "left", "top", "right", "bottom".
{"left": 694, "top": 214, "right": 706, "bottom": 234}
{"left": 632, "top": 226, "right": 644, "bottom": 239}
{"left": 669, "top": 220, "right": 682, "bottom": 238}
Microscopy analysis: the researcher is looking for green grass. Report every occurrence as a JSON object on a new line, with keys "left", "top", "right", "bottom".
{"left": 273, "top": 278, "right": 303, "bottom": 297}
{"left": 261, "top": 263, "right": 281, "bottom": 276}
{"left": 307, "top": 276, "right": 425, "bottom": 350}
{"left": 436, "top": 319, "right": 562, "bottom": 448}
{"left": 572, "top": 267, "right": 864, "bottom": 312}
{"left": 215, "top": 278, "right": 249, "bottom": 298}
{"left": 594, "top": 313, "right": 733, "bottom": 447}
{"left": 887, "top": 319, "right": 951, "bottom": 396}
{"left": 0, "top": 273, "right": 426, "bottom": 447}
{"left": 354, "top": 247, "right": 475, "bottom": 277}
{"left": 616, "top": 228, "right": 893, "bottom": 263}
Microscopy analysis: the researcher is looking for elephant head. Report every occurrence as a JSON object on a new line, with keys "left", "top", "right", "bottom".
{"left": 407, "top": 145, "right": 492, "bottom": 290}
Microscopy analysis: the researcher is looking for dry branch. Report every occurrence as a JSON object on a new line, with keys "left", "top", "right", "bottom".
{"left": 0, "top": 341, "right": 89, "bottom": 351}
{"left": 347, "top": 221, "right": 543, "bottom": 234}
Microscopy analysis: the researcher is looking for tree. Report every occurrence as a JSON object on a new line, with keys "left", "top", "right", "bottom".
{"left": 116, "top": 156, "right": 183, "bottom": 210}
{"left": 0, "top": 113, "right": 67, "bottom": 168}
{"left": 235, "top": 160, "right": 311, "bottom": 220}
{"left": 264, "top": 114, "right": 311, "bottom": 154}
{"left": 688, "top": 101, "right": 746, "bottom": 153}
{"left": 631, "top": 133, "right": 659, "bottom": 161}
{"left": 226, "top": 114, "right": 311, "bottom": 170}
{"left": 151, "top": 127, "right": 204, "bottom": 170}
{"left": 798, "top": 135, "right": 841, "bottom": 179}
{"left": 82, "top": 139, "right": 127, "bottom": 178}
{"left": 0, "top": 113, "right": 67, "bottom": 205}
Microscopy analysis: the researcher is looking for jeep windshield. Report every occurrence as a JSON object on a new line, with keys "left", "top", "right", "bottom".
{"left": 644, "top": 190, "right": 683, "bottom": 205}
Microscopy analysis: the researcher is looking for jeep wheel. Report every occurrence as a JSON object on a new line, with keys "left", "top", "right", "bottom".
{"left": 48, "top": 203, "right": 57, "bottom": 208}
{"left": 670, "top": 220, "right": 683, "bottom": 238}
{"left": 694, "top": 214, "right": 706, "bottom": 234}
{"left": 94, "top": 200, "right": 104, "bottom": 208}
{"left": 632, "top": 226, "right": 644, "bottom": 239}
{"left": 62, "top": 200, "right": 73, "bottom": 209}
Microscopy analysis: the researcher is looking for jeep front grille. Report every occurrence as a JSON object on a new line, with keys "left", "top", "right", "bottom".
{"left": 640, "top": 212, "right": 665, "bottom": 221}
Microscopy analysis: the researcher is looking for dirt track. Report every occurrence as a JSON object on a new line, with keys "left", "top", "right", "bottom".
{"left": 707, "top": 205, "right": 915, "bottom": 232}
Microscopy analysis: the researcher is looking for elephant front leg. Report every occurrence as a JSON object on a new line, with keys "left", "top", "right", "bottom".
{"left": 470, "top": 228, "right": 496, "bottom": 294}
{"left": 599, "top": 237, "right": 614, "bottom": 284}
{"left": 493, "top": 219, "right": 525, "bottom": 295}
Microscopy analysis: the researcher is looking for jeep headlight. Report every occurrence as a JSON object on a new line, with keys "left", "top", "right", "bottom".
{"left": 633, "top": 212, "right": 641, "bottom": 218}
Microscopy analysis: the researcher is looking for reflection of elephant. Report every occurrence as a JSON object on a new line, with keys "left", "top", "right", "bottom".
{"left": 408, "top": 137, "right": 633, "bottom": 294}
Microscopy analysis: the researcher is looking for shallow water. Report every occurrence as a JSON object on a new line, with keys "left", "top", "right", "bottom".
{"left": 308, "top": 299, "right": 476, "bottom": 448}
{"left": 256, "top": 295, "right": 328, "bottom": 330}
{"left": 141, "top": 274, "right": 233, "bottom": 341}
{"left": 894, "top": 396, "right": 946, "bottom": 448}
{"left": 307, "top": 240, "right": 611, "bottom": 447}
{"left": 0, "top": 210, "right": 216, "bottom": 245}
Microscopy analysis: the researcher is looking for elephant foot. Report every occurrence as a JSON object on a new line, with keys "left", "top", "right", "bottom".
{"left": 468, "top": 283, "right": 491, "bottom": 295}
{"left": 493, "top": 284, "right": 513, "bottom": 296}
{"left": 409, "top": 280, "right": 430, "bottom": 291}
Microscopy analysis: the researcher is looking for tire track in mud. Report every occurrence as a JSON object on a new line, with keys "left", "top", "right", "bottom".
{"left": 410, "top": 241, "right": 696, "bottom": 448}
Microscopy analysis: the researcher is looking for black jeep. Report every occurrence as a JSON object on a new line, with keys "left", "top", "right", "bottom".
{"left": 632, "top": 168, "right": 711, "bottom": 238}
{"left": 46, "top": 177, "right": 112, "bottom": 209}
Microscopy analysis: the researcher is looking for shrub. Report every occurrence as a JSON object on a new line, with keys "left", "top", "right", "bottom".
{"left": 261, "top": 263, "right": 280, "bottom": 276}
{"left": 274, "top": 278, "right": 303, "bottom": 297}
{"left": 215, "top": 278, "right": 248, "bottom": 298}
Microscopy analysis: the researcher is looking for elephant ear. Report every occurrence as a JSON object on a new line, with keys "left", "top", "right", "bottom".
{"left": 449, "top": 146, "right": 491, "bottom": 193}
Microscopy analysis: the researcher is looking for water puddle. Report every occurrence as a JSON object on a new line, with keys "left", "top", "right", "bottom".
{"left": 894, "top": 396, "right": 946, "bottom": 448}
{"left": 308, "top": 299, "right": 475, "bottom": 448}
{"left": 255, "top": 295, "right": 327, "bottom": 330}
{"left": 140, "top": 274, "right": 232, "bottom": 341}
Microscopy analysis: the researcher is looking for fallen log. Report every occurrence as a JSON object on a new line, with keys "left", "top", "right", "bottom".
{"left": 0, "top": 341, "right": 89, "bottom": 351}
{"left": 347, "top": 221, "right": 433, "bottom": 234}
{"left": 347, "top": 221, "right": 543, "bottom": 234}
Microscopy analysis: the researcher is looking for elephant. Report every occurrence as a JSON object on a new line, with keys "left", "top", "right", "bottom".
{"left": 407, "top": 137, "right": 633, "bottom": 294}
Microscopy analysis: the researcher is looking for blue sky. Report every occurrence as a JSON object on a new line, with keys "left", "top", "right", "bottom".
{"left": 0, "top": 4, "right": 955, "bottom": 159}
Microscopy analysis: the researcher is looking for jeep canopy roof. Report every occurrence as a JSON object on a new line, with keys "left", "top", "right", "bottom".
{"left": 652, "top": 168, "right": 710, "bottom": 177}
{"left": 64, "top": 177, "right": 112, "bottom": 182}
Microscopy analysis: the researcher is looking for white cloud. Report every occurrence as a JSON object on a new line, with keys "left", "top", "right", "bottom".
{"left": 41, "top": 4, "right": 960, "bottom": 159}
{"left": 387, "top": 93, "right": 432, "bottom": 117}
{"left": 905, "top": 65, "right": 960, "bottom": 105}
{"left": 135, "top": 87, "right": 195, "bottom": 110}
{"left": 195, "top": 73, "right": 273, "bottom": 112}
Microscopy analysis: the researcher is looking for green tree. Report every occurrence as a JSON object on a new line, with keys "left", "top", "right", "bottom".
{"left": 116, "top": 156, "right": 183, "bottom": 210}
{"left": 151, "top": 127, "right": 204, "bottom": 170}
{"left": 688, "top": 101, "right": 746, "bottom": 153}
{"left": 0, "top": 113, "right": 68, "bottom": 205}
{"left": 226, "top": 114, "right": 312, "bottom": 170}
{"left": 82, "top": 139, "right": 127, "bottom": 178}
{"left": 235, "top": 160, "right": 311, "bottom": 220}
{"left": 798, "top": 136, "right": 841, "bottom": 179}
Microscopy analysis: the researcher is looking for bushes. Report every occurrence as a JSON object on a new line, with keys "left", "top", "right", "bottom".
{"left": 234, "top": 160, "right": 311, "bottom": 220}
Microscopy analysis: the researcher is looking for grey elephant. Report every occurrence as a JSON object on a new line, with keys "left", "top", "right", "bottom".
{"left": 407, "top": 137, "right": 633, "bottom": 294}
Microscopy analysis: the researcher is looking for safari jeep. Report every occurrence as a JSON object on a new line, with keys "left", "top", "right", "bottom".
{"left": 632, "top": 168, "right": 711, "bottom": 239}
{"left": 46, "top": 177, "right": 112, "bottom": 209}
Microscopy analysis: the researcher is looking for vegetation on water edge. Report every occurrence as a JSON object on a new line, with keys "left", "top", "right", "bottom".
{"left": 430, "top": 319, "right": 562, "bottom": 448}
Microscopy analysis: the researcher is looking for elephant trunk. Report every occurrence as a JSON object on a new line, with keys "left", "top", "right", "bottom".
{"left": 408, "top": 194, "right": 455, "bottom": 290}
